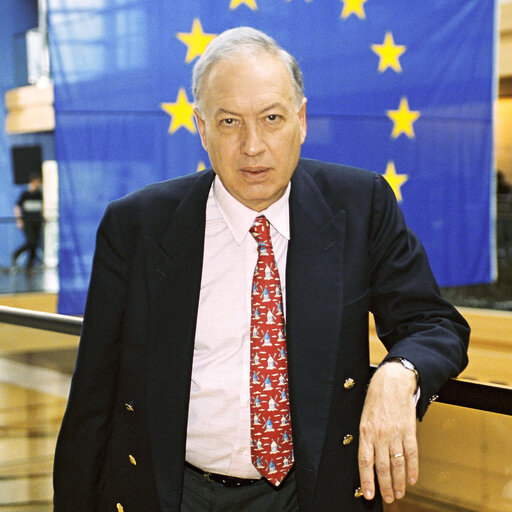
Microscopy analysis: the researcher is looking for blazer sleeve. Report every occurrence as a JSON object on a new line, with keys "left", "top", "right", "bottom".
{"left": 53, "top": 203, "right": 129, "bottom": 511}
{"left": 367, "top": 173, "right": 470, "bottom": 420}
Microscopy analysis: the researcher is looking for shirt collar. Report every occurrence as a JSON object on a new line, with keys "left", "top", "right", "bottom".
{"left": 213, "top": 175, "right": 291, "bottom": 245}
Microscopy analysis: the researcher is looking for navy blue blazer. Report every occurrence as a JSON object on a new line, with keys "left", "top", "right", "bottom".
{"left": 53, "top": 158, "right": 469, "bottom": 512}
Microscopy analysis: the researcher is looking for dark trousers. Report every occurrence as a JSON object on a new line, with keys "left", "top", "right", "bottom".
{"left": 13, "top": 220, "right": 42, "bottom": 267}
{"left": 180, "top": 465, "right": 299, "bottom": 512}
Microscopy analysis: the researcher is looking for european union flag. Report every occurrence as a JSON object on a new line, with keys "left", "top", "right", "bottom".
{"left": 49, "top": 0, "right": 496, "bottom": 314}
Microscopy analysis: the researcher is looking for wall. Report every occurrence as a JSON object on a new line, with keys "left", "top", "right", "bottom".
{"left": 498, "top": 3, "right": 512, "bottom": 181}
{"left": 499, "top": 2, "right": 512, "bottom": 78}
{"left": 497, "top": 98, "right": 512, "bottom": 181}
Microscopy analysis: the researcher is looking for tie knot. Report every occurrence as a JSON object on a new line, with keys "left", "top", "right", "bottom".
{"left": 250, "top": 215, "right": 271, "bottom": 245}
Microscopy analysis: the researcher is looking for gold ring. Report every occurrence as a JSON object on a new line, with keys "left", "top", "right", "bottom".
{"left": 392, "top": 453, "right": 404, "bottom": 458}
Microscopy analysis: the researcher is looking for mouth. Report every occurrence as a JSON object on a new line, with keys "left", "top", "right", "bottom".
{"left": 240, "top": 166, "right": 271, "bottom": 179}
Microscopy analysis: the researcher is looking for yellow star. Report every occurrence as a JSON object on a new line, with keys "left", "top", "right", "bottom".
{"left": 341, "top": 0, "right": 368, "bottom": 19}
{"left": 387, "top": 97, "right": 420, "bottom": 139}
{"left": 196, "top": 161, "right": 206, "bottom": 172}
{"left": 176, "top": 19, "right": 216, "bottom": 63}
{"left": 230, "top": 0, "right": 258, "bottom": 10}
{"left": 383, "top": 161, "right": 408, "bottom": 202}
{"left": 160, "top": 88, "right": 196, "bottom": 134}
{"left": 371, "top": 32, "right": 406, "bottom": 73}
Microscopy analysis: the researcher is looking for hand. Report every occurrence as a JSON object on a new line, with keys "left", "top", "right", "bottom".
{"left": 358, "top": 362, "right": 419, "bottom": 504}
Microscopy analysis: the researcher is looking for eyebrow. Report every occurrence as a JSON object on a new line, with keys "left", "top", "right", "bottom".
{"left": 214, "top": 103, "right": 286, "bottom": 118}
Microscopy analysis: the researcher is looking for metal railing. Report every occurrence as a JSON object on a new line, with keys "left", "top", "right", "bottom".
{"left": 0, "top": 304, "right": 81, "bottom": 335}
{"left": 0, "top": 304, "right": 511, "bottom": 416}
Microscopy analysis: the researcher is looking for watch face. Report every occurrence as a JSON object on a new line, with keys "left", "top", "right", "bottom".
{"left": 400, "top": 359, "right": 414, "bottom": 370}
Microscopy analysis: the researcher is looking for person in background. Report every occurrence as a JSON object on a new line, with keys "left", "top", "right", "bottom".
{"left": 12, "top": 173, "right": 43, "bottom": 271}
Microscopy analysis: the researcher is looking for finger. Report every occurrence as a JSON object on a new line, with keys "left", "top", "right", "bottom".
{"left": 374, "top": 444, "right": 395, "bottom": 504}
{"left": 404, "top": 432, "right": 419, "bottom": 486}
{"left": 358, "top": 441, "right": 375, "bottom": 500}
{"left": 389, "top": 447, "right": 407, "bottom": 499}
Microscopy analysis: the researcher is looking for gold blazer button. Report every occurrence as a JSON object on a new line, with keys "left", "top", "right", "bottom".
{"left": 129, "top": 454, "right": 137, "bottom": 466}
{"left": 344, "top": 378, "right": 355, "bottom": 389}
{"left": 343, "top": 434, "right": 354, "bottom": 445}
{"left": 116, "top": 503, "right": 124, "bottom": 512}
{"left": 354, "top": 487, "right": 364, "bottom": 498}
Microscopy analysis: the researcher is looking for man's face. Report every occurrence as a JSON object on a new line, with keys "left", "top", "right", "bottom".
{"left": 194, "top": 52, "right": 307, "bottom": 212}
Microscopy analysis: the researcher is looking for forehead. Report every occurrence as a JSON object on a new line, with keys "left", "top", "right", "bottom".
{"left": 201, "top": 52, "right": 296, "bottom": 114}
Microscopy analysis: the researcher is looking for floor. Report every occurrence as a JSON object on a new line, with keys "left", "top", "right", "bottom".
{"left": 0, "top": 352, "right": 74, "bottom": 511}
{"left": 0, "top": 265, "right": 58, "bottom": 296}
{"left": 0, "top": 266, "right": 68, "bottom": 511}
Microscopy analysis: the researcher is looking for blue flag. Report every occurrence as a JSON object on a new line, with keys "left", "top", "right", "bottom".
{"left": 49, "top": 0, "right": 496, "bottom": 314}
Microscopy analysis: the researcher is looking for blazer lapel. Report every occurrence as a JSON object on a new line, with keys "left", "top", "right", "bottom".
{"left": 143, "top": 170, "right": 214, "bottom": 509}
{"left": 286, "top": 163, "right": 346, "bottom": 470}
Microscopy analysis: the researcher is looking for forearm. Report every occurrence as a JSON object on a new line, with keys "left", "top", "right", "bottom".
{"left": 13, "top": 205, "right": 23, "bottom": 227}
{"left": 368, "top": 173, "right": 469, "bottom": 417}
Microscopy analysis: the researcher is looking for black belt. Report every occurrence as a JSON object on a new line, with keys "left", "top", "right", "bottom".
{"left": 185, "top": 462, "right": 261, "bottom": 488}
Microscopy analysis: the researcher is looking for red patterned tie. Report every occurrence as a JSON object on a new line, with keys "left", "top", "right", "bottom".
{"left": 249, "top": 215, "right": 293, "bottom": 486}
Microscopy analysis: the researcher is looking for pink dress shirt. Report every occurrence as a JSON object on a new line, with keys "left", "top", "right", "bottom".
{"left": 185, "top": 176, "right": 291, "bottom": 478}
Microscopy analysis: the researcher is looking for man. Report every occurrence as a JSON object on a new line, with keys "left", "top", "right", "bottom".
{"left": 12, "top": 173, "right": 43, "bottom": 271}
{"left": 53, "top": 27, "right": 469, "bottom": 512}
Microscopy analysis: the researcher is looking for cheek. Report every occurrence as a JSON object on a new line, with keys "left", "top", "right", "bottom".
{"left": 273, "top": 132, "right": 300, "bottom": 160}
{"left": 207, "top": 143, "right": 239, "bottom": 176}
{"left": 211, "top": 138, "right": 238, "bottom": 162}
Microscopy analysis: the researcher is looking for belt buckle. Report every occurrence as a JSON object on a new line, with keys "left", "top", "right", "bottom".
{"left": 202, "top": 471, "right": 213, "bottom": 482}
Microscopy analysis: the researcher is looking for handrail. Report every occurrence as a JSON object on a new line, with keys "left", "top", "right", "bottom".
{"left": 1, "top": 304, "right": 511, "bottom": 416}
{"left": 437, "top": 378, "right": 512, "bottom": 416}
{"left": 0, "top": 305, "right": 82, "bottom": 336}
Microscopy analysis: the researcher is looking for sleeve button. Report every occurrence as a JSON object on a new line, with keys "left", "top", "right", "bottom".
{"left": 354, "top": 487, "right": 364, "bottom": 498}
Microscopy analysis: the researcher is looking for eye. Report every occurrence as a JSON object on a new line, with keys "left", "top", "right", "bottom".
{"left": 221, "top": 118, "right": 236, "bottom": 126}
{"left": 267, "top": 114, "right": 279, "bottom": 122}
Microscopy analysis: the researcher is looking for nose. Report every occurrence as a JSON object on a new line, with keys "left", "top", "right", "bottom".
{"left": 240, "top": 121, "right": 265, "bottom": 156}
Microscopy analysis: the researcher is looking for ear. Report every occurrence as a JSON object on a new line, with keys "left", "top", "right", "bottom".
{"left": 298, "top": 98, "right": 307, "bottom": 144}
{"left": 194, "top": 109, "right": 208, "bottom": 150}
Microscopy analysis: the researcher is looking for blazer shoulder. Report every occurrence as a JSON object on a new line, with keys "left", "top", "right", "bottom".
{"left": 298, "top": 157, "right": 376, "bottom": 190}
{"left": 111, "top": 169, "right": 214, "bottom": 211}
{"left": 100, "top": 169, "right": 215, "bottom": 237}
{"left": 296, "top": 158, "right": 383, "bottom": 209}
